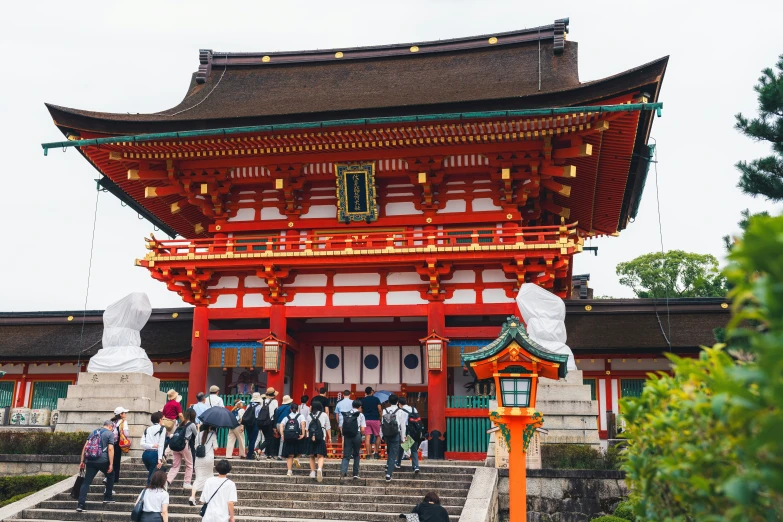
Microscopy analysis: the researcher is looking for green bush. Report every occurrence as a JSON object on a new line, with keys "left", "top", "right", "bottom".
{"left": 622, "top": 215, "right": 783, "bottom": 522}
{"left": 0, "top": 431, "right": 88, "bottom": 455}
{"left": 0, "top": 475, "right": 69, "bottom": 504}
{"left": 590, "top": 516, "right": 628, "bottom": 522}
{"left": 541, "top": 443, "right": 622, "bottom": 470}
{"left": 612, "top": 501, "right": 636, "bottom": 521}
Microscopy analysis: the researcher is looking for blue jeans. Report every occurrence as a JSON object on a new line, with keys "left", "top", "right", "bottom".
{"left": 245, "top": 424, "right": 259, "bottom": 459}
{"left": 396, "top": 439, "right": 420, "bottom": 469}
{"left": 141, "top": 449, "right": 159, "bottom": 484}
{"left": 385, "top": 436, "right": 400, "bottom": 477}
{"left": 78, "top": 461, "right": 113, "bottom": 506}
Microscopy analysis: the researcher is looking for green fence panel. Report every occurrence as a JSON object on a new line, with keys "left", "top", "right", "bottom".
{"left": 620, "top": 379, "right": 646, "bottom": 399}
{"left": 31, "top": 381, "right": 70, "bottom": 411}
{"left": 446, "top": 416, "right": 491, "bottom": 453}
{"left": 159, "top": 381, "right": 189, "bottom": 411}
{"left": 447, "top": 395, "right": 492, "bottom": 409}
{"left": 0, "top": 382, "right": 14, "bottom": 408}
{"left": 220, "top": 394, "right": 252, "bottom": 408}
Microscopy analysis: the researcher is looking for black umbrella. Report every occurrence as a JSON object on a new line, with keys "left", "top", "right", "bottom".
{"left": 198, "top": 406, "right": 239, "bottom": 429}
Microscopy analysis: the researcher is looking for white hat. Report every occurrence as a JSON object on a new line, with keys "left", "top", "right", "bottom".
{"left": 114, "top": 406, "right": 129, "bottom": 415}
{"left": 251, "top": 392, "right": 263, "bottom": 403}
{"left": 281, "top": 395, "right": 293, "bottom": 405}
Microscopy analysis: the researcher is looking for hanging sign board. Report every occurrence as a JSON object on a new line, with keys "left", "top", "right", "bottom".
{"left": 335, "top": 163, "right": 378, "bottom": 223}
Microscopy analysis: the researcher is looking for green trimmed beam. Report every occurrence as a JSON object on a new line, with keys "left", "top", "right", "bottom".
{"left": 42, "top": 102, "right": 662, "bottom": 155}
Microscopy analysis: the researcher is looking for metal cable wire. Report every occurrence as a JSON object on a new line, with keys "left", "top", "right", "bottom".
{"left": 651, "top": 137, "right": 672, "bottom": 349}
{"left": 76, "top": 189, "right": 101, "bottom": 370}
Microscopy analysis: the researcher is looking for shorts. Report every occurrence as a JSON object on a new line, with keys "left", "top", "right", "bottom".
{"left": 365, "top": 420, "right": 381, "bottom": 437}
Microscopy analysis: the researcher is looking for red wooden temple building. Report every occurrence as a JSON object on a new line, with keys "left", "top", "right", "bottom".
{"left": 30, "top": 18, "right": 683, "bottom": 449}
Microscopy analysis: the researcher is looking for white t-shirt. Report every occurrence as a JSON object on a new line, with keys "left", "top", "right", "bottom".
{"left": 339, "top": 408, "right": 367, "bottom": 430}
{"left": 206, "top": 394, "right": 225, "bottom": 408}
{"left": 196, "top": 432, "right": 219, "bottom": 460}
{"left": 234, "top": 408, "right": 246, "bottom": 424}
{"left": 307, "top": 411, "right": 330, "bottom": 440}
{"left": 137, "top": 488, "right": 169, "bottom": 513}
{"left": 383, "top": 406, "right": 408, "bottom": 439}
{"left": 280, "top": 411, "right": 306, "bottom": 434}
{"left": 141, "top": 425, "right": 166, "bottom": 461}
{"left": 299, "top": 403, "right": 310, "bottom": 418}
{"left": 200, "top": 477, "right": 238, "bottom": 522}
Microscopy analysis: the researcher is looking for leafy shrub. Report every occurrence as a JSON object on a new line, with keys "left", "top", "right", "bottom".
{"left": 621, "top": 215, "right": 783, "bottom": 522}
{"left": 0, "top": 475, "right": 69, "bottom": 504}
{"left": 0, "top": 431, "right": 88, "bottom": 455}
{"left": 541, "top": 443, "right": 622, "bottom": 470}
{"left": 612, "top": 500, "right": 636, "bottom": 521}
{"left": 590, "top": 516, "right": 628, "bottom": 522}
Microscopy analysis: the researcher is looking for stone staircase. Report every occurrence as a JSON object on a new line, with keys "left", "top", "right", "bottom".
{"left": 9, "top": 458, "right": 476, "bottom": 521}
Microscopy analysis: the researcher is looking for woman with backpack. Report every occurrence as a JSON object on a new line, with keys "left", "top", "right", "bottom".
{"left": 141, "top": 412, "right": 167, "bottom": 484}
{"left": 280, "top": 402, "right": 306, "bottom": 477}
{"left": 135, "top": 470, "right": 169, "bottom": 522}
{"left": 189, "top": 423, "right": 218, "bottom": 506}
{"left": 166, "top": 408, "right": 197, "bottom": 489}
{"left": 306, "top": 401, "right": 330, "bottom": 482}
{"left": 110, "top": 406, "right": 130, "bottom": 485}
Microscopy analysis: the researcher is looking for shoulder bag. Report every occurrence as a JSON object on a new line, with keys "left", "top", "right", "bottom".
{"left": 131, "top": 488, "right": 147, "bottom": 522}
{"left": 200, "top": 479, "right": 228, "bottom": 517}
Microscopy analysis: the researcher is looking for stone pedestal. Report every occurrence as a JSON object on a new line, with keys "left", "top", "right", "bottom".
{"left": 536, "top": 369, "right": 600, "bottom": 445}
{"left": 55, "top": 373, "right": 166, "bottom": 457}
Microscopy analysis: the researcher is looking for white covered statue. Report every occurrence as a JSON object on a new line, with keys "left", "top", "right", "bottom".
{"left": 87, "top": 292, "right": 154, "bottom": 375}
{"left": 516, "top": 283, "right": 577, "bottom": 370}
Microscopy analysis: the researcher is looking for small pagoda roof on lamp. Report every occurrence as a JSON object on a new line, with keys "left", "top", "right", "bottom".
{"left": 463, "top": 315, "right": 569, "bottom": 380}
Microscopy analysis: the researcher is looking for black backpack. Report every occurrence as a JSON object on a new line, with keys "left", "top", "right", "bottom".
{"left": 308, "top": 413, "right": 324, "bottom": 442}
{"left": 168, "top": 422, "right": 189, "bottom": 452}
{"left": 283, "top": 414, "right": 302, "bottom": 441}
{"left": 257, "top": 399, "right": 273, "bottom": 428}
{"left": 407, "top": 408, "right": 424, "bottom": 443}
{"left": 381, "top": 407, "right": 401, "bottom": 439}
{"left": 241, "top": 405, "right": 256, "bottom": 427}
{"left": 342, "top": 411, "right": 360, "bottom": 438}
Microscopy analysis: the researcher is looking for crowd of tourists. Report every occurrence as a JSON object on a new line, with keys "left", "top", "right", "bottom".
{"left": 73, "top": 385, "right": 446, "bottom": 522}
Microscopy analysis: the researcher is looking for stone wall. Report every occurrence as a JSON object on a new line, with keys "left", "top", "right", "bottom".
{"left": 0, "top": 454, "right": 80, "bottom": 477}
{"left": 498, "top": 469, "right": 628, "bottom": 522}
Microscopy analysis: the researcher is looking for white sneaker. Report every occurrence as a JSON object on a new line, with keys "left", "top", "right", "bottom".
{"left": 309, "top": 471, "right": 316, "bottom": 479}
{"left": 183, "top": 483, "right": 192, "bottom": 489}
{"left": 286, "top": 470, "right": 293, "bottom": 477}
{"left": 316, "top": 469, "right": 323, "bottom": 483}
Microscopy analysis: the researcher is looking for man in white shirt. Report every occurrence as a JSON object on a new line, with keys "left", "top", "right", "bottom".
{"left": 382, "top": 394, "right": 408, "bottom": 482}
{"left": 200, "top": 459, "right": 237, "bottom": 522}
{"left": 339, "top": 400, "right": 366, "bottom": 480}
{"left": 395, "top": 397, "right": 420, "bottom": 473}
{"left": 206, "top": 385, "right": 225, "bottom": 408}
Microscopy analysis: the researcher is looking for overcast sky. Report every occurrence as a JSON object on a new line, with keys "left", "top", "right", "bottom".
{"left": 1, "top": 0, "right": 781, "bottom": 311}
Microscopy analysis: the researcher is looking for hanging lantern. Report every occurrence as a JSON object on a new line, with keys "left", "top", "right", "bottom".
{"left": 257, "top": 333, "right": 287, "bottom": 372}
{"left": 420, "top": 331, "right": 449, "bottom": 372}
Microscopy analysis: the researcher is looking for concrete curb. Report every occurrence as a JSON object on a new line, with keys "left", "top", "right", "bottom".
{"left": 0, "top": 474, "right": 76, "bottom": 521}
{"left": 460, "top": 467, "right": 499, "bottom": 522}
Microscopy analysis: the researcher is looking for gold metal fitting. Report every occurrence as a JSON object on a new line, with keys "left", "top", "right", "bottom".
{"left": 262, "top": 55, "right": 271, "bottom": 63}
{"left": 410, "top": 46, "right": 419, "bottom": 53}
{"left": 488, "top": 37, "right": 498, "bottom": 44}
{"left": 584, "top": 305, "right": 593, "bottom": 311}
{"left": 334, "top": 51, "right": 344, "bottom": 58}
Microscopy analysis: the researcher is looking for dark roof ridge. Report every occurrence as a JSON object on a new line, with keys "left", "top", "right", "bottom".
{"left": 199, "top": 19, "right": 569, "bottom": 74}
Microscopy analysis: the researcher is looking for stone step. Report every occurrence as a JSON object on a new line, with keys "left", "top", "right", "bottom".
{"left": 539, "top": 415, "right": 600, "bottom": 430}
{"left": 536, "top": 385, "right": 594, "bottom": 401}
{"left": 39, "top": 500, "right": 464, "bottom": 516}
{"left": 88, "top": 482, "right": 470, "bottom": 498}
{"left": 120, "top": 461, "right": 476, "bottom": 475}
{"left": 15, "top": 508, "right": 459, "bottom": 522}
{"left": 536, "top": 400, "right": 598, "bottom": 415}
{"left": 55, "top": 492, "right": 466, "bottom": 507}
{"left": 118, "top": 468, "right": 473, "bottom": 481}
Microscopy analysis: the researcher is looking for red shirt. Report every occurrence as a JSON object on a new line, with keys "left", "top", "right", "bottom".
{"left": 162, "top": 399, "right": 182, "bottom": 420}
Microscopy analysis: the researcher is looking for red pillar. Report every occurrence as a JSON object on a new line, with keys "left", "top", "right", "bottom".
{"left": 427, "top": 300, "right": 447, "bottom": 444}
{"left": 292, "top": 344, "right": 315, "bottom": 404}
{"left": 188, "top": 306, "right": 209, "bottom": 405}
{"left": 267, "top": 303, "right": 287, "bottom": 394}
{"left": 15, "top": 363, "right": 29, "bottom": 407}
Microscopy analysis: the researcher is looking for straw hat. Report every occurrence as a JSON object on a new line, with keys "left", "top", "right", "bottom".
{"left": 166, "top": 389, "right": 178, "bottom": 400}
{"left": 251, "top": 392, "right": 264, "bottom": 403}
{"left": 265, "top": 387, "right": 279, "bottom": 397}
{"left": 281, "top": 395, "right": 293, "bottom": 405}
{"left": 209, "top": 385, "right": 220, "bottom": 393}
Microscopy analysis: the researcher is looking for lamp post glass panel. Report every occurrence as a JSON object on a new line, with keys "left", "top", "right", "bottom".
{"left": 499, "top": 377, "right": 532, "bottom": 408}
{"left": 427, "top": 340, "right": 443, "bottom": 371}
{"left": 258, "top": 334, "right": 283, "bottom": 372}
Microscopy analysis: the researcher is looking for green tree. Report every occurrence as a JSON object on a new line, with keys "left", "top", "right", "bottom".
{"left": 734, "top": 55, "right": 783, "bottom": 201}
{"left": 621, "top": 215, "right": 783, "bottom": 522}
{"left": 616, "top": 250, "right": 727, "bottom": 298}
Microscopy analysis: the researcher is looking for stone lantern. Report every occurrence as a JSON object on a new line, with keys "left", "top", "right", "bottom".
{"left": 462, "top": 316, "right": 568, "bottom": 522}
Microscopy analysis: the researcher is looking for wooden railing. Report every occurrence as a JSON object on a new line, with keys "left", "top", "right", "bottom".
{"left": 144, "top": 223, "right": 578, "bottom": 260}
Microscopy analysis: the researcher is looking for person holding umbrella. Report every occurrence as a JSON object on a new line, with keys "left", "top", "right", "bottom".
{"left": 188, "top": 406, "right": 238, "bottom": 505}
